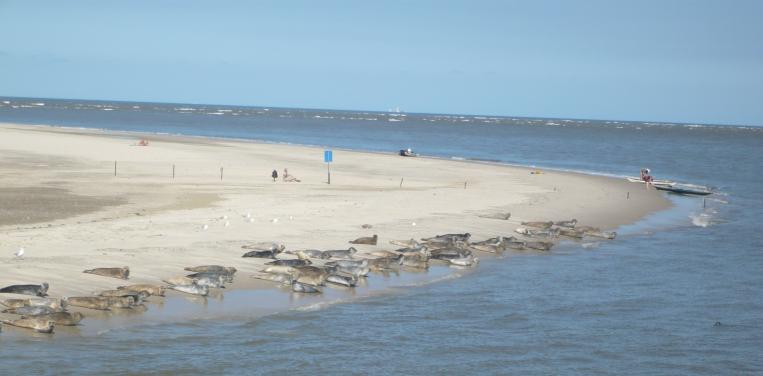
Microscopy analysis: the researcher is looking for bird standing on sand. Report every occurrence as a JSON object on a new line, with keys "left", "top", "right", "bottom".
{"left": 14, "top": 247, "right": 24, "bottom": 259}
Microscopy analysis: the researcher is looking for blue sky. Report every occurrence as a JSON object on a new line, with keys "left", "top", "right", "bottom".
{"left": 1, "top": 1, "right": 761, "bottom": 126}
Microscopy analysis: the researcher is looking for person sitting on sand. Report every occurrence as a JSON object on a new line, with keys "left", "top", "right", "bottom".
{"left": 283, "top": 168, "right": 301, "bottom": 182}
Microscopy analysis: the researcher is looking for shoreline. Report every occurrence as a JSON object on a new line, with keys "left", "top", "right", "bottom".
{"left": 0, "top": 122, "right": 672, "bottom": 335}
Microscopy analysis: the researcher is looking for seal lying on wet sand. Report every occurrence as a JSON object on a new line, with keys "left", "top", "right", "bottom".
{"left": 186, "top": 271, "right": 233, "bottom": 283}
{"left": 349, "top": 234, "right": 378, "bottom": 245}
{"left": 294, "top": 266, "right": 329, "bottom": 286}
{"left": 2, "top": 317, "right": 55, "bottom": 333}
{"left": 184, "top": 265, "right": 237, "bottom": 275}
{"left": 326, "top": 274, "right": 357, "bottom": 287}
{"left": 26, "top": 312, "right": 84, "bottom": 326}
{"left": 251, "top": 272, "right": 293, "bottom": 285}
{"left": 170, "top": 283, "right": 209, "bottom": 296}
{"left": 0, "top": 282, "right": 49, "bottom": 297}
{"left": 83, "top": 266, "right": 130, "bottom": 280}
{"left": 65, "top": 296, "right": 136, "bottom": 310}
{"left": 117, "top": 284, "right": 166, "bottom": 297}
{"left": 1, "top": 297, "right": 64, "bottom": 311}
{"left": 266, "top": 259, "right": 312, "bottom": 267}
{"left": 242, "top": 250, "right": 278, "bottom": 258}
{"left": 2, "top": 305, "right": 56, "bottom": 316}
{"left": 292, "top": 281, "right": 321, "bottom": 293}
{"left": 520, "top": 221, "right": 554, "bottom": 229}
{"left": 320, "top": 247, "right": 358, "bottom": 259}
{"left": 524, "top": 241, "right": 554, "bottom": 251}
{"left": 554, "top": 219, "right": 578, "bottom": 228}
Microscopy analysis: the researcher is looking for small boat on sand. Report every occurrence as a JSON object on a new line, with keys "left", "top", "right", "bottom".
{"left": 654, "top": 184, "right": 712, "bottom": 196}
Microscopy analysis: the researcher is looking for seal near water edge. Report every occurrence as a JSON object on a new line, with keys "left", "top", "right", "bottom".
{"left": 1, "top": 317, "right": 55, "bottom": 333}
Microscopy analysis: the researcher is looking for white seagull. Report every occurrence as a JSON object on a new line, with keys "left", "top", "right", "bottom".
{"left": 14, "top": 247, "right": 24, "bottom": 258}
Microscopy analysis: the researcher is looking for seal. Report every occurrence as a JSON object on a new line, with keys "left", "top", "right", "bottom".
{"left": 515, "top": 227, "right": 560, "bottom": 237}
{"left": 449, "top": 256, "right": 478, "bottom": 267}
{"left": 285, "top": 249, "right": 324, "bottom": 258}
{"left": 83, "top": 266, "right": 130, "bottom": 280}
{"left": 170, "top": 283, "right": 209, "bottom": 296}
{"left": 326, "top": 274, "right": 357, "bottom": 287}
{"left": 389, "top": 239, "right": 421, "bottom": 248}
{"left": 334, "top": 265, "right": 371, "bottom": 277}
{"left": 99, "top": 290, "right": 150, "bottom": 304}
{"left": 27, "top": 312, "right": 84, "bottom": 326}
{"left": 0, "top": 299, "right": 28, "bottom": 309}
{"left": 2, "top": 305, "right": 56, "bottom": 316}
{"left": 367, "top": 255, "right": 403, "bottom": 271}
{"left": 291, "top": 281, "right": 321, "bottom": 293}
{"left": 554, "top": 219, "right": 578, "bottom": 228}
{"left": 65, "top": 296, "right": 135, "bottom": 310}
{"left": 558, "top": 228, "right": 585, "bottom": 239}
{"left": 320, "top": 247, "right": 358, "bottom": 259}
{"left": 163, "top": 276, "right": 195, "bottom": 286}
{"left": 524, "top": 241, "right": 554, "bottom": 251}
{"left": 401, "top": 253, "right": 429, "bottom": 269}
{"left": 241, "top": 242, "right": 285, "bottom": 253}
{"left": 116, "top": 284, "right": 166, "bottom": 297}
{"left": 242, "top": 250, "right": 278, "bottom": 258}
{"left": 293, "top": 266, "right": 329, "bottom": 286}
{"left": 349, "top": 234, "right": 378, "bottom": 245}
{"left": 266, "top": 259, "right": 312, "bottom": 267}
{"left": 251, "top": 272, "right": 293, "bottom": 285}
{"left": 422, "top": 233, "right": 471, "bottom": 243}
{"left": 326, "top": 259, "right": 368, "bottom": 268}
{"left": 184, "top": 265, "right": 237, "bottom": 275}
{"left": 0, "top": 282, "right": 49, "bottom": 297}
{"left": 1, "top": 317, "right": 54, "bottom": 333}
{"left": 520, "top": 221, "right": 554, "bottom": 229}
{"left": 186, "top": 272, "right": 232, "bottom": 284}
{"left": 262, "top": 265, "right": 297, "bottom": 275}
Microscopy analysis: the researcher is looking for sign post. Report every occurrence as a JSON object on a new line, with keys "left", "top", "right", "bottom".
{"left": 324, "top": 150, "right": 333, "bottom": 184}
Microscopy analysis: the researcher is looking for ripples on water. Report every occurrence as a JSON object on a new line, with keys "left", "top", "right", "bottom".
{"left": 1, "top": 97, "right": 762, "bottom": 374}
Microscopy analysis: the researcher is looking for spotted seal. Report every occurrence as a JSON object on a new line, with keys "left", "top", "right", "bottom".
{"left": 83, "top": 266, "right": 130, "bottom": 280}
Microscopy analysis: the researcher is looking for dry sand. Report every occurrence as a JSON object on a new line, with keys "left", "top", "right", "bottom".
{"left": 0, "top": 123, "right": 670, "bottom": 303}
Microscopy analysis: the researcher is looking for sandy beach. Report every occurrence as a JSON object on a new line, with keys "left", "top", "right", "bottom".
{"left": 0, "top": 122, "right": 670, "bottom": 322}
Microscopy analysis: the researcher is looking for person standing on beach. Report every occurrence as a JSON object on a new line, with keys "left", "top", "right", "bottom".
{"left": 271, "top": 169, "right": 278, "bottom": 182}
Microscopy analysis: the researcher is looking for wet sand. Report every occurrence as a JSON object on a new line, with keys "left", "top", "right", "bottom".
{"left": 0, "top": 123, "right": 671, "bottom": 330}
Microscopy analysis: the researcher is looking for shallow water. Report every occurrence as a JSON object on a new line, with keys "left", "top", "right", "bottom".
{"left": 1, "top": 97, "right": 762, "bottom": 375}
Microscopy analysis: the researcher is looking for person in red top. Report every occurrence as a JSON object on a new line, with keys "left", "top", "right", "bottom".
{"left": 640, "top": 168, "right": 653, "bottom": 183}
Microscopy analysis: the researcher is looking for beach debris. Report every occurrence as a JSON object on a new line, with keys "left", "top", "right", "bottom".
{"left": 271, "top": 218, "right": 279, "bottom": 223}
{"left": 224, "top": 221, "right": 230, "bottom": 227}
{"left": 221, "top": 215, "right": 228, "bottom": 220}
{"left": 349, "top": 234, "right": 378, "bottom": 245}
{"left": 83, "top": 266, "right": 130, "bottom": 280}
{"left": 361, "top": 224, "right": 373, "bottom": 229}
{"left": 0, "top": 283, "right": 49, "bottom": 297}
{"left": 1, "top": 317, "right": 54, "bottom": 333}
{"left": 14, "top": 247, "right": 24, "bottom": 259}
{"left": 201, "top": 224, "right": 209, "bottom": 231}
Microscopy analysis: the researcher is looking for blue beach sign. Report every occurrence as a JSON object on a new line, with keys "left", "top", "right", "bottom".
{"left": 324, "top": 150, "right": 333, "bottom": 163}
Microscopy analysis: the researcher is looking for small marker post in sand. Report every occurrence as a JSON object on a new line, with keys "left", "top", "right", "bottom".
{"left": 464, "top": 181, "right": 467, "bottom": 189}
{"left": 220, "top": 167, "right": 223, "bottom": 180}
{"left": 400, "top": 178, "right": 404, "bottom": 188}
{"left": 114, "top": 161, "right": 117, "bottom": 176}
{"left": 627, "top": 192, "right": 630, "bottom": 199}
{"left": 172, "top": 164, "right": 175, "bottom": 179}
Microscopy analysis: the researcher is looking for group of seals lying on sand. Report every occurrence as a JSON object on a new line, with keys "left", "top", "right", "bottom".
{"left": 519, "top": 219, "right": 617, "bottom": 240}
{"left": 0, "top": 287, "right": 84, "bottom": 333}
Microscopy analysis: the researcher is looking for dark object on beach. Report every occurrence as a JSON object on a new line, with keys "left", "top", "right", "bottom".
{"left": 349, "top": 234, "right": 378, "bottom": 245}
{"left": 271, "top": 169, "right": 278, "bottom": 182}
{"left": 266, "top": 259, "right": 312, "bottom": 267}
{"left": 654, "top": 184, "right": 712, "bottom": 196}
{"left": 242, "top": 250, "right": 277, "bottom": 258}
{"left": 0, "top": 283, "right": 49, "bottom": 297}
{"left": 399, "top": 148, "right": 417, "bottom": 157}
{"left": 83, "top": 267, "right": 130, "bottom": 280}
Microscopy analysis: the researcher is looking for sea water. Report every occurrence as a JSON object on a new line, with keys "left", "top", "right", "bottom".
{"left": 1, "top": 97, "right": 761, "bottom": 375}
